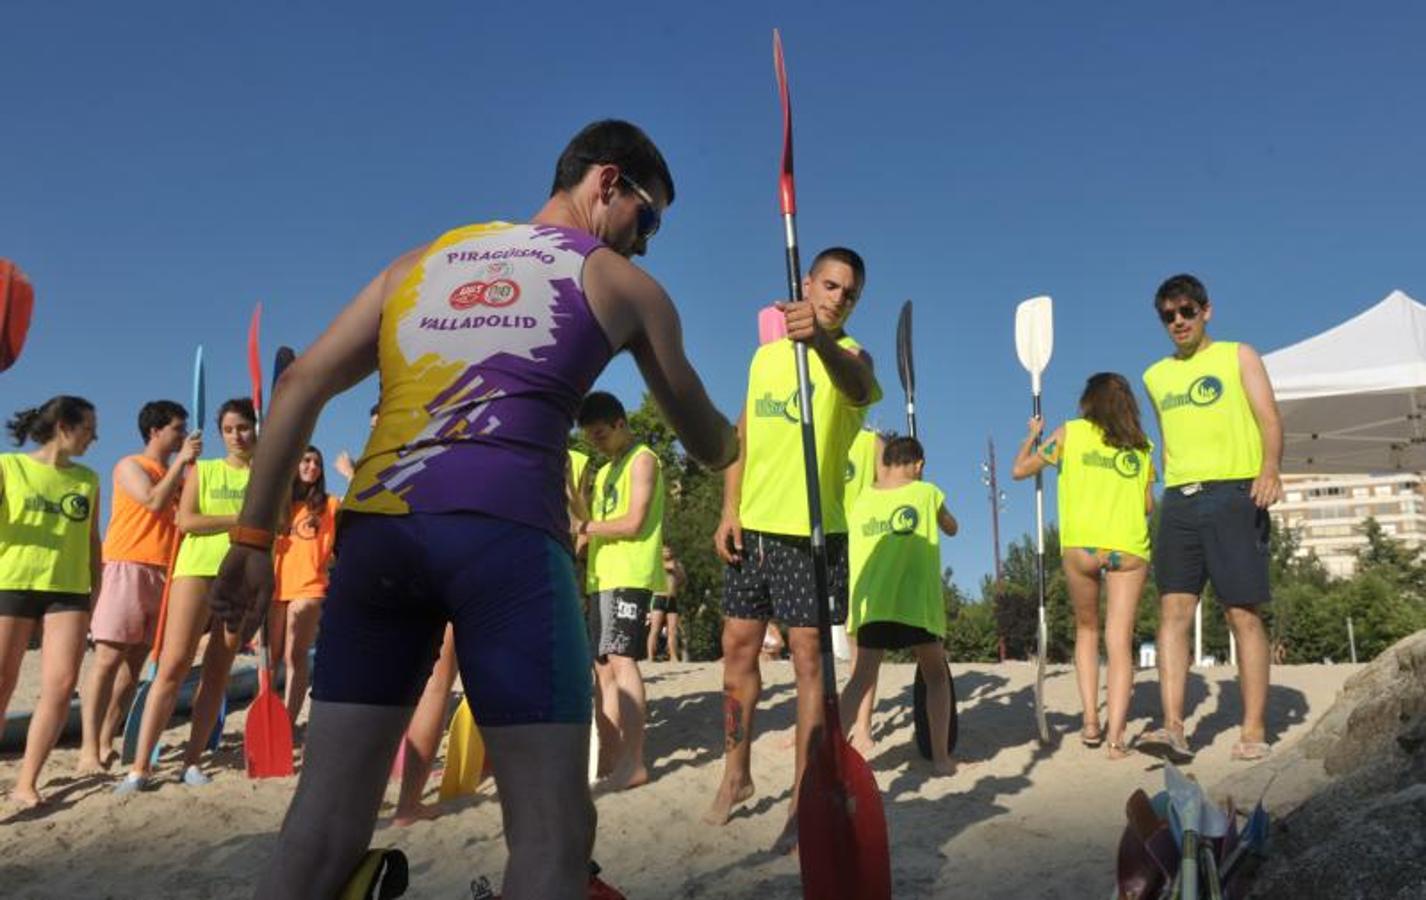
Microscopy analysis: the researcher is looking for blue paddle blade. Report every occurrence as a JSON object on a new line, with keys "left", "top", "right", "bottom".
{"left": 208, "top": 696, "right": 226, "bottom": 752}
{"left": 1242, "top": 803, "right": 1270, "bottom": 848}
{"left": 192, "top": 345, "right": 205, "bottom": 431}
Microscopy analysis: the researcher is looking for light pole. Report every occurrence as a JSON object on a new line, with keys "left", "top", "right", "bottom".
{"left": 982, "top": 436, "right": 1008, "bottom": 661}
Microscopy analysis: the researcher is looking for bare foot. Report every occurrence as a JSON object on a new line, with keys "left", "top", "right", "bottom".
{"left": 393, "top": 803, "right": 442, "bottom": 826}
{"left": 603, "top": 760, "right": 650, "bottom": 792}
{"left": 848, "top": 729, "right": 875, "bottom": 758}
{"left": 772, "top": 813, "right": 799, "bottom": 855}
{"left": 75, "top": 754, "right": 108, "bottom": 775}
{"left": 1106, "top": 741, "right": 1130, "bottom": 761}
{"left": 702, "top": 779, "right": 755, "bottom": 825}
{"left": 8, "top": 787, "right": 43, "bottom": 809}
{"left": 932, "top": 757, "right": 958, "bottom": 777}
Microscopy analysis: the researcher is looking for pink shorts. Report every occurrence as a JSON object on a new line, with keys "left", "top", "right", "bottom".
{"left": 89, "top": 561, "right": 166, "bottom": 645}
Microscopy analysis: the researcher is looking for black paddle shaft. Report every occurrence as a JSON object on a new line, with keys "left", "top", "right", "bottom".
{"left": 781, "top": 219, "right": 839, "bottom": 704}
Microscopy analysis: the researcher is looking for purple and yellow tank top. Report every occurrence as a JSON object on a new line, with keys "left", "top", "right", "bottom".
{"left": 345, "top": 222, "right": 612, "bottom": 544}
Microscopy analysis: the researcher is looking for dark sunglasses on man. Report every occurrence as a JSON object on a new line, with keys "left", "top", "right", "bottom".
{"left": 619, "top": 172, "right": 662, "bottom": 241}
{"left": 1158, "top": 302, "right": 1203, "bottom": 325}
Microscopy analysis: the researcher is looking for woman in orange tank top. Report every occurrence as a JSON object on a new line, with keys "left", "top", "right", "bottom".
{"left": 270, "top": 446, "right": 338, "bottom": 726}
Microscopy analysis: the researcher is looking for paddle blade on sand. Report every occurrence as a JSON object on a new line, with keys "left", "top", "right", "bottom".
{"left": 244, "top": 666, "right": 294, "bottom": 778}
{"left": 0, "top": 260, "right": 35, "bottom": 373}
{"left": 797, "top": 724, "right": 891, "bottom": 900}
{"left": 438, "top": 699, "right": 486, "bottom": 801}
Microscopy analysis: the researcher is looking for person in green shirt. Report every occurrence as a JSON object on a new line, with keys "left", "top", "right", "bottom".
{"left": 706, "top": 247, "right": 881, "bottom": 844}
{"left": 1011, "top": 373, "right": 1155, "bottom": 759}
{"left": 119, "top": 397, "right": 257, "bottom": 792}
{"left": 839, "top": 436, "right": 959, "bottom": 775}
{"left": 575, "top": 391, "right": 667, "bottom": 791}
{"left": 0, "top": 396, "right": 101, "bottom": 808}
{"left": 1139, "top": 274, "right": 1284, "bottom": 764}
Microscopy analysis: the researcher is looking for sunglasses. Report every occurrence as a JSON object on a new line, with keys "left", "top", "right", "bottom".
{"left": 1158, "top": 302, "right": 1202, "bottom": 325}
{"left": 619, "top": 173, "right": 662, "bottom": 241}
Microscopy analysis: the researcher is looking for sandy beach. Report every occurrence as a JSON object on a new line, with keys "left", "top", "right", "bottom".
{"left": 1, "top": 655, "right": 1355, "bottom": 899}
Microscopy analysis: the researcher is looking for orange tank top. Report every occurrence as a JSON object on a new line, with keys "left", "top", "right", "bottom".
{"left": 102, "top": 455, "right": 177, "bottom": 567}
{"left": 273, "top": 496, "right": 339, "bottom": 601}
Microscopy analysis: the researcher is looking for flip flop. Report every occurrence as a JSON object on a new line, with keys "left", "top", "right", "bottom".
{"left": 1137, "top": 727, "right": 1195, "bottom": 764}
{"left": 1230, "top": 740, "right": 1271, "bottom": 762}
{"left": 1081, "top": 726, "right": 1105, "bottom": 748}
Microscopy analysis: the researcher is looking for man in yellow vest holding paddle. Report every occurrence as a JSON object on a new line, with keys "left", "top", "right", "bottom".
{"left": 1139, "top": 274, "right": 1284, "bottom": 765}
{"left": 576, "top": 391, "right": 667, "bottom": 791}
{"left": 705, "top": 247, "right": 881, "bottom": 848}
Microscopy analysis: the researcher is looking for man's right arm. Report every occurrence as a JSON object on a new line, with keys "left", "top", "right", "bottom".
{"left": 714, "top": 412, "right": 747, "bottom": 564}
{"left": 585, "top": 251, "right": 737, "bottom": 471}
{"left": 116, "top": 436, "right": 200, "bottom": 512}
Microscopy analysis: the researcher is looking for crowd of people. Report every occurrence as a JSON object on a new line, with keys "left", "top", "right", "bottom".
{"left": 0, "top": 119, "right": 1284, "bottom": 899}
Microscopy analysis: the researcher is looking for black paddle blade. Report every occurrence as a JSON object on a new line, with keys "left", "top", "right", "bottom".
{"left": 913, "top": 661, "right": 958, "bottom": 759}
{"left": 896, "top": 300, "right": 914, "bottom": 395}
{"left": 272, "top": 346, "right": 296, "bottom": 387}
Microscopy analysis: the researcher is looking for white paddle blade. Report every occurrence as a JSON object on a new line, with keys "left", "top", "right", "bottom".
{"left": 1014, "top": 294, "right": 1055, "bottom": 379}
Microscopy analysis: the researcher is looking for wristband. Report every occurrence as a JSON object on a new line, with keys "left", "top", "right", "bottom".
{"left": 229, "top": 525, "right": 276, "bottom": 551}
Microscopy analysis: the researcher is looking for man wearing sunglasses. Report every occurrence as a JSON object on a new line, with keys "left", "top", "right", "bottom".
{"left": 205, "top": 119, "right": 738, "bottom": 900}
{"left": 1140, "top": 273, "right": 1284, "bottom": 765}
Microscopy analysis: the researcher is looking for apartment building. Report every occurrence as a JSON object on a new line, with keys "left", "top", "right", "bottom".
{"left": 1273, "top": 473, "right": 1426, "bottom": 578}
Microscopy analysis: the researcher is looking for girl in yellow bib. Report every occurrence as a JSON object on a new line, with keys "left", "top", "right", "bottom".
{"left": 0, "top": 397, "right": 100, "bottom": 807}
{"left": 1012, "top": 373, "right": 1155, "bottom": 759}
{"left": 839, "top": 437, "right": 960, "bottom": 776}
{"left": 121, "top": 398, "right": 256, "bottom": 791}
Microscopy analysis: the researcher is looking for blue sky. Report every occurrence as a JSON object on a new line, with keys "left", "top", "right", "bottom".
{"left": 3, "top": 1, "right": 1423, "bottom": 591}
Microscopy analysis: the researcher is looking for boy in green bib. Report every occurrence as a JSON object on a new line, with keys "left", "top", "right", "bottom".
{"left": 839, "top": 436, "right": 959, "bottom": 776}
{"left": 1012, "top": 373, "right": 1155, "bottom": 759}
{"left": 575, "top": 391, "right": 667, "bottom": 791}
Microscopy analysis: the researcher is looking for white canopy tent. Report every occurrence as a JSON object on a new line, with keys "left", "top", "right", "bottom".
{"left": 1263, "top": 289, "right": 1426, "bottom": 473}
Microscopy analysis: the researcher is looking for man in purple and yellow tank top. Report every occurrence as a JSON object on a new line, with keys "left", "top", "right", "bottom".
{"left": 207, "top": 120, "right": 738, "bottom": 900}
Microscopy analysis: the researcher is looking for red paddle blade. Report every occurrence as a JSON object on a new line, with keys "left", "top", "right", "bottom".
{"left": 246, "top": 303, "right": 263, "bottom": 424}
{"left": 797, "top": 727, "right": 891, "bottom": 900}
{"left": 244, "top": 670, "right": 294, "bottom": 778}
{"left": 0, "top": 260, "right": 35, "bottom": 373}
{"left": 772, "top": 29, "right": 796, "bottom": 216}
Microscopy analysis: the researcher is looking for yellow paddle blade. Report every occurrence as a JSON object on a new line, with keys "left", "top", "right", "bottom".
{"left": 438, "top": 699, "right": 485, "bottom": 801}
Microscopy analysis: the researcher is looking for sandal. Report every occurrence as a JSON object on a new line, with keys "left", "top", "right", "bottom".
{"left": 1230, "top": 740, "right": 1271, "bottom": 762}
{"left": 1136, "top": 727, "right": 1195, "bottom": 764}
{"left": 1080, "top": 726, "right": 1105, "bottom": 748}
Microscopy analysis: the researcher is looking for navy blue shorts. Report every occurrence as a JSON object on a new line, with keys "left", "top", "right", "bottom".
{"left": 312, "top": 512, "right": 592, "bottom": 726}
{"left": 1154, "top": 480, "right": 1271, "bottom": 607}
{"left": 722, "top": 529, "right": 849, "bottom": 628}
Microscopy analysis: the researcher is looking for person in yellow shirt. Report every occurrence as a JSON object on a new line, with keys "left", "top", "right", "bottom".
{"left": 78, "top": 400, "right": 201, "bottom": 773}
{"left": 1012, "top": 373, "right": 1155, "bottom": 759}
{"left": 1140, "top": 274, "right": 1283, "bottom": 764}
{"left": 0, "top": 396, "right": 101, "bottom": 807}
{"left": 575, "top": 391, "right": 666, "bottom": 791}
{"left": 839, "top": 437, "right": 958, "bottom": 775}
{"left": 118, "top": 398, "right": 257, "bottom": 792}
{"left": 270, "top": 446, "right": 339, "bottom": 725}
{"left": 706, "top": 247, "right": 882, "bottom": 843}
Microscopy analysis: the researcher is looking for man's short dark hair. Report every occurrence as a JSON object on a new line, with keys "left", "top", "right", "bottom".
{"left": 1155, "top": 274, "right": 1209, "bottom": 308}
{"left": 137, "top": 400, "right": 187, "bottom": 441}
{"left": 551, "top": 120, "right": 675, "bottom": 206}
{"left": 882, "top": 436, "right": 924, "bottom": 467}
{"left": 577, "top": 391, "right": 627, "bottom": 428}
{"left": 810, "top": 247, "right": 866, "bottom": 292}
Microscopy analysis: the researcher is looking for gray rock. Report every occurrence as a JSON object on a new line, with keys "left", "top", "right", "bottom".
{"left": 1236, "top": 630, "right": 1426, "bottom": 899}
